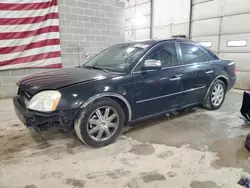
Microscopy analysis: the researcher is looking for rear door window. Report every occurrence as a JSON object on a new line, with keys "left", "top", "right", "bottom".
{"left": 200, "top": 46, "right": 219, "bottom": 61}
{"left": 179, "top": 43, "right": 205, "bottom": 64}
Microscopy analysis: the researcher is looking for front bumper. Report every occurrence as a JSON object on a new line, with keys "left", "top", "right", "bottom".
{"left": 13, "top": 96, "right": 79, "bottom": 131}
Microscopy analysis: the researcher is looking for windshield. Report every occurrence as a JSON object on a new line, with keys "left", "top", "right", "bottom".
{"left": 84, "top": 43, "right": 151, "bottom": 73}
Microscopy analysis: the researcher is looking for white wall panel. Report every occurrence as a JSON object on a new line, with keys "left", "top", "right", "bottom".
{"left": 153, "top": 0, "right": 190, "bottom": 27}
{"left": 134, "top": 15, "right": 150, "bottom": 29}
{"left": 136, "top": 0, "right": 150, "bottom": 4}
{"left": 135, "top": 28, "right": 150, "bottom": 40}
{"left": 220, "top": 33, "right": 250, "bottom": 53}
{"left": 136, "top": 2, "right": 151, "bottom": 17}
{"left": 153, "top": 26, "right": 171, "bottom": 39}
{"left": 223, "top": 0, "right": 250, "bottom": 16}
{"left": 193, "top": 0, "right": 212, "bottom": 5}
{"left": 221, "top": 14, "right": 250, "bottom": 34}
{"left": 191, "top": 18, "right": 220, "bottom": 37}
{"left": 192, "top": 35, "right": 219, "bottom": 52}
{"left": 125, "top": 0, "right": 136, "bottom": 8}
{"left": 125, "top": 30, "right": 135, "bottom": 41}
{"left": 219, "top": 53, "right": 250, "bottom": 72}
{"left": 171, "top": 0, "right": 190, "bottom": 24}
{"left": 234, "top": 71, "right": 250, "bottom": 90}
{"left": 171, "top": 23, "right": 189, "bottom": 37}
{"left": 153, "top": 0, "right": 172, "bottom": 27}
{"left": 189, "top": 0, "right": 250, "bottom": 89}
{"left": 125, "top": 7, "right": 136, "bottom": 20}
{"left": 125, "top": 19, "right": 134, "bottom": 31}
{"left": 192, "top": 0, "right": 223, "bottom": 21}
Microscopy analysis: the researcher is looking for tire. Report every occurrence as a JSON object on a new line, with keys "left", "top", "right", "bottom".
{"left": 74, "top": 97, "right": 125, "bottom": 147}
{"left": 203, "top": 79, "right": 226, "bottom": 110}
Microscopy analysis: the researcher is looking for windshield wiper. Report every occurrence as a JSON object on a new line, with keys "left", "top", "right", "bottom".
{"left": 83, "top": 65, "right": 109, "bottom": 72}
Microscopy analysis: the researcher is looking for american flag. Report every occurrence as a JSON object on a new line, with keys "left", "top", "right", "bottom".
{"left": 0, "top": 0, "right": 62, "bottom": 70}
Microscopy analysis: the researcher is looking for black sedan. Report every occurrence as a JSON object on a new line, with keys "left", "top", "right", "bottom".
{"left": 13, "top": 38, "right": 236, "bottom": 147}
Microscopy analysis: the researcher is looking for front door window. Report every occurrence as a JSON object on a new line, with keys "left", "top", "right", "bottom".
{"left": 145, "top": 43, "right": 179, "bottom": 68}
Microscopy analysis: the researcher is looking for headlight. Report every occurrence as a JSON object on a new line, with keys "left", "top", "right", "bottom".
{"left": 28, "top": 91, "right": 61, "bottom": 112}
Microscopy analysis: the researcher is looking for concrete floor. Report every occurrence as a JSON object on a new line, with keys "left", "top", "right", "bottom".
{"left": 0, "top": 90, "right": 249, "bottom": 188}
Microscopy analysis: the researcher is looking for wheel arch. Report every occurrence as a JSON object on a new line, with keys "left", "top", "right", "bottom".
{"left": 80, "top": 92, "right": 132, "bottom": 122}
{"left": 204, "top": 75, "right": 229, "bottom": 100}
{"left": 217, "top": 77, "right": 228, "bottom": 90}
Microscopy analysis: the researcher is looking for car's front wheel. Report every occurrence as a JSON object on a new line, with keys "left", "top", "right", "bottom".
{"left": 74, "top": 98, "right": 125, "bottom": 147}
{"left": 203, "top": 79, "right": 226, "bottom": 110}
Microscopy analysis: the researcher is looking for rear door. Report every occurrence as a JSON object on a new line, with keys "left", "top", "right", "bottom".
{"left": 178, "top": 42, "right": 216, "bottom": 105}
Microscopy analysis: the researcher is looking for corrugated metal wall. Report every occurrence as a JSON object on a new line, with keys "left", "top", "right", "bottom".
{"left": 191, "top": 0, "right": 250, "bottom": 90}
{"left": 124, "top": 0, "right": 151, "bottom": 41}
{"left": 153, "top": 0, "right": 191, "bottom": 39}
{"left": 124, "top": 0, "right": 250, "bottom": 90}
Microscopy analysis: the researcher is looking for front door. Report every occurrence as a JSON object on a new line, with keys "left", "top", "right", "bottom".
{"left": 178, "top": 42, "right": 216, "bottom": 105}
{"left": 132, "top": 42, "right": 183, "bottom": 119}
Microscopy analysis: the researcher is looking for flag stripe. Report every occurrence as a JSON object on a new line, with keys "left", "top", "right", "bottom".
{"left": 0, "top": 0, "right": 57, "bottom": 11}
{"left": 0, "top": 19, "right": 59, "bottom": 33}
{"left": 0, "top": 0, "right": 51, "bottom": 4}
{"left": 0, "top": 32, "right": 60, "bottom": 47}
{"left": 0, "top": 6, "right": 58, "bottom": 18}
{"left": 0, "top": 51, "right": 61, "bottom": 66}
{"left": 0, "top": 57, "right": 62, "bottom": 70}
{"left": 0, "top": 39, "right": 60, "bottom": 54}
{"left": 0, "top": 26, "right": 59, "bottom": 40}
{"left": 0, "top": 12, "right": 58, "bottom": 25}
{"left": 33, "top": 63, "right": 62, "bottom": 68}
{"left": 0, "top": 45, "right": 60, "bottom": 62}
{"left": 0, "top": 0, "right": 62, "bottom": 70}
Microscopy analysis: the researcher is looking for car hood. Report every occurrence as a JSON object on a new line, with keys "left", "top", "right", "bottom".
{"left": 17, "top": 67, "right": 114, "bottom": 95}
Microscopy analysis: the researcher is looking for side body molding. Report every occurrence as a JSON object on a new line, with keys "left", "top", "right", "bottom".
{"left": 81, "top": 92, "right": 132, "bottom": 121}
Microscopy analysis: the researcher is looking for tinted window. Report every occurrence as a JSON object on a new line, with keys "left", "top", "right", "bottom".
{"left": 145, "top": 43, "right": 179, "bottom": 68}
{"left": 200, "top": 46, "right": 219, "bottom": 61}
{"left": 180, "top": 43, "right": 205, "bottom": 64}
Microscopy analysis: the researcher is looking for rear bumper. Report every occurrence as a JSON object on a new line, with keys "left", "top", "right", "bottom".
{"left": 227, "top": 76, "right": 236, "bottom": 91}
{"left": 13, "top": 96, "right": 79, "bottom": 131}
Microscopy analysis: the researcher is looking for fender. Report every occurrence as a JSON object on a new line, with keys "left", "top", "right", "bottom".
{"left": 80, "top": 92, "right": 132, "bottom": 121}
{"left": 204, "top": 75, "right": 229, "bottom": 100}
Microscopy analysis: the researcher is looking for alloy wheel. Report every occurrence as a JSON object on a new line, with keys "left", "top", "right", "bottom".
{"left": 211, "top": 83, "right": 224, "bottom": 107}
{"left": 87, "top": 106, "right": 119, "bottom": 141}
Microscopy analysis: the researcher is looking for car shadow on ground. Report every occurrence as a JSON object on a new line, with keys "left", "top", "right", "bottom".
{"left": 0, "top": 108, "right": 199, "bottom": 162}
{"left": 123, "top": 108, "right": 198, "bottom": 134}
{"left": 0, "top": 126, "right": 84, "bottom": 162}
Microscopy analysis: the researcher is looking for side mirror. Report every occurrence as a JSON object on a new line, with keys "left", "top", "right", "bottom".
{"left": 142, "top": 59, "right": 162, "bottom": 70}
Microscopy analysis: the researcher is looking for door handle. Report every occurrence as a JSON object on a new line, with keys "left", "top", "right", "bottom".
{"left": 169, "top": 77, "right": 181, "bottom": 81}
{"left": 169, "top": 74, "right": 182, "bottom": 81}
{"left": 205, "top": 70, "right": 214, "bottom": 74}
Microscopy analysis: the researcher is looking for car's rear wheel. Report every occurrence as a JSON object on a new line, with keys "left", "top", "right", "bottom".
{"left": 203, "top": 80, "right": 226, "bottom": 110}
{"left": 74, "top": 98, "right": 125, "bottom": 147}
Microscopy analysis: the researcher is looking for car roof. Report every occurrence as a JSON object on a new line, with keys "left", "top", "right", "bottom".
{"left": 119, "top": 38, "right": 199, "bottom": 46}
